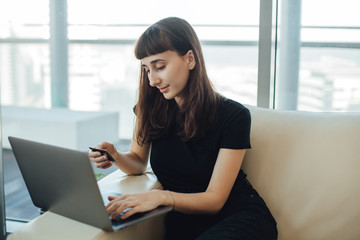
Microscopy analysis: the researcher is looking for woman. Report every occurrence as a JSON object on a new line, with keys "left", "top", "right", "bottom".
{"left": 89, "top": 17, "right": 277, "bottom": 240}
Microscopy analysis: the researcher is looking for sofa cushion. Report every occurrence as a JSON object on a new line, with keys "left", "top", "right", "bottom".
{"left": 242, "top": 106, "right": 360, "bottom": 240}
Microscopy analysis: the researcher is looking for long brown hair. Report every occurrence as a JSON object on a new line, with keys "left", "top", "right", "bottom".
{"left": 134, "top": 17, "right": 220, "bottom": 145}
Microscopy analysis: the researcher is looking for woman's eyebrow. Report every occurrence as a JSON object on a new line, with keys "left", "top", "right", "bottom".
{"left": 141, "top": 59, "right": 165, "bottom": 67}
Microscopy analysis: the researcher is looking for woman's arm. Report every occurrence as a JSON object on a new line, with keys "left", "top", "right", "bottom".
{"left": 89, "top": 118, "right": 151, "bottom": 175}
{"left": 112, "top": 139, "right": 151, "bottom": 175}
{"left": 106, "top": 148, "right": 246, "bottom": 219}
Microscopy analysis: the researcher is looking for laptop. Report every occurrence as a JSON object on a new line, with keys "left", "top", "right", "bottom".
{"left": 8, "top": 136, "right": 172, "bottom": 231}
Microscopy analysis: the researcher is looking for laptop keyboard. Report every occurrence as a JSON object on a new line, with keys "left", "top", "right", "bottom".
{"left": 110, "top": 210, "right": 146, "bottom": 225}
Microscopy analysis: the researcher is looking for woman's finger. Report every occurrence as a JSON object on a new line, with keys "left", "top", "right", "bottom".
{"left": 106, "top": 195, "right": 129, "bottom": 215}
{"left": 111, "top": 201, "right": 135, "bottom": 219}
{"left": 91, "top": 154, "right": 113, "bottom": 169}
{"left": 120, "top": 206, "right": 139, "bottom": 219}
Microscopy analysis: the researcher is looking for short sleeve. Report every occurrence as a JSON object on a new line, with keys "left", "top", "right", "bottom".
{"left": 219, "top": 102, "right": 251, "bottom": 149}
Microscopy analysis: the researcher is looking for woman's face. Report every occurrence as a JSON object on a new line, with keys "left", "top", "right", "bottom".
{"left": 141, "top": 50, "right": 195, "bottom": 106}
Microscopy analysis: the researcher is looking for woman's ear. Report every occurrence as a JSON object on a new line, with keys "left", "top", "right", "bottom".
{"left": 186, "top": 50, "right": 196, "bottom": 70}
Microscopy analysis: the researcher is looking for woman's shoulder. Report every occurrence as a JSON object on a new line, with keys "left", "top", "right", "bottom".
{"left": 218, "top": 96, "right": 250, "bottom": 117}
{"left": 215, "top": 96, "right": 252, "bottom": 149}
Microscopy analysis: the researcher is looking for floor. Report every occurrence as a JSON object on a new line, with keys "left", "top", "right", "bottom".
{"left": 3, "top": 139, "right": 131, "bottom": 222}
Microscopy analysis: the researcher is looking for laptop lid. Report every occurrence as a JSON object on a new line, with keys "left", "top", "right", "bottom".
{"left": 9, "top": 136, "right": 115, "bottom": 231}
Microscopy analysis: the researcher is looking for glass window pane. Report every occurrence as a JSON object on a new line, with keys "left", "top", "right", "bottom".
{"left": 68, "top": 44, "right": 139, "bottom": 138}
{"left": 298, "top": 48, "right": 360, "bottom": 112}
{"left": 301, "top": 0, "right": 360, "bottom": 27}
{"left": 204, "top": 46, "right": 258, "bottom": 105}
{"left": 0, "top": 44, "right": 50, "bottom": 108}
{"left": 275, "top": 0, "right": 360, "bottom": 112}
{"left": 0, "top": 0, "right": 49, "bottom": 39}
{"left": 0, "top": 43, "right": 50, "bottom": 222}
{"left": 68, "top": 0, "right": 259, "bottom": 25}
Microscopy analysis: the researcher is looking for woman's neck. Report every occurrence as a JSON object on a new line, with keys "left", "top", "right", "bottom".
{"left": 175, "top": 96, "right": 184, "bottom": 110}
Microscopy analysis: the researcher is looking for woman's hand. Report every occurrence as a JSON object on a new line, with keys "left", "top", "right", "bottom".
{"left": 88, "top": 142, "right": 117, "bottom": 169}
{"left": 106, "top": 190, "right": 170, "bottom": 220}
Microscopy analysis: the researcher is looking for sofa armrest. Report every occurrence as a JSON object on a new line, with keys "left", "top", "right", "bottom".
{"left": 7, "top": 169, "right": 165, "bottom": 240}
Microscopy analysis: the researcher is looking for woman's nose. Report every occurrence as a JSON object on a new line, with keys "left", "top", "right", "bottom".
{"left": 148, "top": 72, "right": 161, "bottom": 87}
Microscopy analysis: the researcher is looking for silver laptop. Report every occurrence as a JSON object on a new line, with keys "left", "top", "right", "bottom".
{"left": 8, "top": 136, "right": 172, "bottom": 231}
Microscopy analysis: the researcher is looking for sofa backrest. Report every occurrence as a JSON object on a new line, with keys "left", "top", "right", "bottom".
{"left": 242, "top": 106, "right": 360, "bottom": 240}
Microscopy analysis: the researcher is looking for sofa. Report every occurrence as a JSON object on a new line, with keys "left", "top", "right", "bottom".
{"left": 7, "top": 106, "right": 360, "bottom": 240}
{"left": 242, "top": 106, "right": 360, "bottom": 239}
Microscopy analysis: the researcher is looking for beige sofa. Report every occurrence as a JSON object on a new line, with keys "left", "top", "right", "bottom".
{"left": 242, "top": 106, "right": 360, "bottom": 239}
{"left": 7, "top": 106, "right": 360, "bottom": 240}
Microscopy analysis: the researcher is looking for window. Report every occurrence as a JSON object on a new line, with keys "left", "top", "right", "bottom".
{"left": 275, "top": 0, "right": 360, "bottom": 111}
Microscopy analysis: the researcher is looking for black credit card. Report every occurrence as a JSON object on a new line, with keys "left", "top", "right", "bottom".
{"left": 89, "top": 147, "right": 117, "bottom": 162}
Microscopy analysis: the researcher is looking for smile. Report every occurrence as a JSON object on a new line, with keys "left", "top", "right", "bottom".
{"left": 159, "top": 85, "right": 169, "bottom": 93}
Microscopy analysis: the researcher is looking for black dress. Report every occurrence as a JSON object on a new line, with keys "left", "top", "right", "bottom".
{"left": 150, "top": 98, "right": 277, "bottom": 240}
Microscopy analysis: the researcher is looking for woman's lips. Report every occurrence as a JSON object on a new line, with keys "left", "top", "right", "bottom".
{"left": 159, "top": 85, "right": 169, "bottom": 93}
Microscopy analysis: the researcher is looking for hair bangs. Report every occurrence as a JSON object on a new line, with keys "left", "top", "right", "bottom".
{"left": 135, "top": 26, "right": 173, "bottom": 60}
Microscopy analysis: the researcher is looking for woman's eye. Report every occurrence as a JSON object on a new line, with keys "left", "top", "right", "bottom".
{"left": 156, "top": 65, "right": 165, "bottom": 71}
